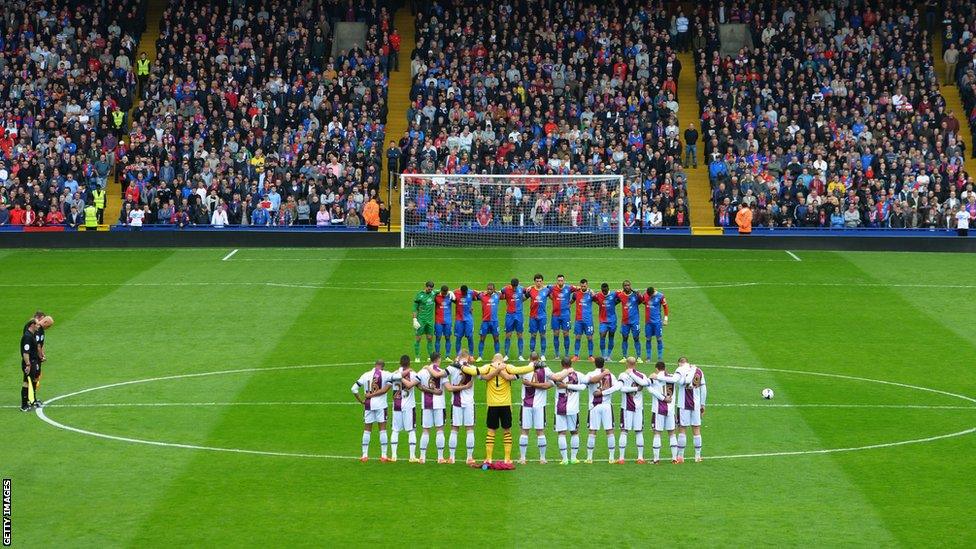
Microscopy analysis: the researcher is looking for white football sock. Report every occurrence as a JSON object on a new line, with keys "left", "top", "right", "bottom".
{"left": 448, "top": 431, "right": 458, "bottom": 459}
{"left": 379, "top": 430, "right": 388, "bottom": 458}
{"left": 466, "top": 430, "right": 475, "bottom": 460}
{"left": 607, "top": 433, "right": 616, "bottom": 461}
{"left": 571, "top": 434, "right": 580, "bottom": 460}
{"left": 586, "top": 433, "right": 595, "bottom": 460}
{"left": 419, "top": 431, "right": 429, "bottom": 458}
{"left": 537, "top": 435, "right": 547, "bottom": 461}
{"left": 391, "top": 430, "right": 399, "bottom": 458}
{"left": 677, "top": 433, "right": 686, "bottom": 458}
{"left": 694, "top": 434, "right": 702, "bottom": 458}
{"left": 361, "top": 431, "right": 371, "bottom": 458}
{"left": 435, "top": 431, "right": 445, "bottom": 459}
{"left": 668, "top": 433, "right": 677, "bottom": 459}
{"left": 636, "top": 431, "right": 644, "bottom": 460}
{"left": 519, "top": 434, "right": 529, "bottom": 460}
{"left": 558, "top": 434, "right": 568, "bottom": 460}
{"left": 618, "top": 431, "right": 628, "bottom": 460}
{"left": 653, "top": 433, "right": 662, "bottom": 461}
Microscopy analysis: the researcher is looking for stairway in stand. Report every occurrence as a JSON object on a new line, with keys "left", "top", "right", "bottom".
{"left": 675, "top": 47, "right": 718, "bottom": 234}
{"left": 102, "top": 0, "right": 166, "bottom": 228}
{"left": 932, "top": 31, "right": 976, "bottom": 178}
{"left": 381, "top": 7, "right": 417, "bottom": 231}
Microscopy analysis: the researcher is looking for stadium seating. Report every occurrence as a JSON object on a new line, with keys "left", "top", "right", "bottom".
{"left": 399, "top": 0, "right": 692, "bottom": 228}
{"left": 695, "top": 1, "right": 976, "bottom": 230}
{"left": 103, "top": 0, "right": 392, "bottom": 228}
{"left": 0, "top": 0, "right": 148, "bottom": 228}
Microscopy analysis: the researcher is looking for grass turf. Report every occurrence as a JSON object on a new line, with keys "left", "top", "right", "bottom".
{"left": 2, "top": 247, "right": 975, "bottom": 547}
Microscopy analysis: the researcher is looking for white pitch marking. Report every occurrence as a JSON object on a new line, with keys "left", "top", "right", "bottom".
{"left": 786, "top": 250, "right": 802, "bottom": 262}
{"left": 13, "top": 401, "right": 975, "bottom": 410}
{"left": 5, "top": 281, "right": 976, "bottom": 291}
{"left": 221, "top": 249, "right": 239, "bottom": 261}
{"left": 31, "top": 362, "right": 976, "bottom": 462}
{"left": 698, "top": 363, "right": 976, "bottom": 405}
{"left": 230, "top": 257, "right": 798, "bottom": 263}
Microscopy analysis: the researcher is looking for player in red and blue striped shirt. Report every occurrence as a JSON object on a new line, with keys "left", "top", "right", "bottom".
{"left": 452, "top": 285, "right": 477, "bottom": 357}
{"left": 592, "top": 283, "right": 620, "bottom": 359}
{"left": 500, "top": 278, "right": 528, "bottom": 360}
{"left": 475, "top": 283, "right": 501, "bottom": 360}
{"left": 526, "top": 274, "right": 551, "bottom": 359}
{"left": 617, "top": 280, "right": 644, "bottom": 362}
{"left": 548, "top": 274, "right": 574, "bottom": 358}
{"left": 643, "top": 287, "right": 669, "bottom": 361}
{"left": 571, "top": 279, "right": 596, "bottom": 360}
{"left": 433, "top": 286, "right": 453, "bottom": 357}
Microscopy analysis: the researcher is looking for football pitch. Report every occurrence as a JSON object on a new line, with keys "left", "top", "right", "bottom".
{"left": 2, "top": 247, "right": 975, "bottom": 547}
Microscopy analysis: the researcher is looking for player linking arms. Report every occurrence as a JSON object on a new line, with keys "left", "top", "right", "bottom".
{"left": 351, "top": 360, "right": 403, "bottom": 462}
{"left": 674, "top": 357, "right": 707, "bottom": 463}
{"left": 459, "top": 355, "right": 537, "bottom": 465}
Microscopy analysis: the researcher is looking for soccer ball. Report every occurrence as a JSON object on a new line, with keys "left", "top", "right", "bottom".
{"left": 761, "top": 388, "right": 774, "bottom": 400}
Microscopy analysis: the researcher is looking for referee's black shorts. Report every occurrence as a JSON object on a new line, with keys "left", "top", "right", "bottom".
{"left": 22, "top": 362, "right": 39, "bottom": 382}
{"left": 486, "top": 405, "right": 512, "bottom": 430}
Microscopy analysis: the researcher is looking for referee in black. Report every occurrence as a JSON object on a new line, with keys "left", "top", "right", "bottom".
{"left": 21, "top": 319, "right": 41, "bottom": 411}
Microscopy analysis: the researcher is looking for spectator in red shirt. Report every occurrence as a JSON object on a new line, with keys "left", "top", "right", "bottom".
{"left": 390, "top": 28, "right": 401, "bottom": 71}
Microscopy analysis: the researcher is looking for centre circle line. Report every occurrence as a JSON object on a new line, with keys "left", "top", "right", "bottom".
{"left": 34, "top": 362, "right": 976, "bottom": 461}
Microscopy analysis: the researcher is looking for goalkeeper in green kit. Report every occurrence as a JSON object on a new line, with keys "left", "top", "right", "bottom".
{"left": 412, "top": 281, "right": 437, "bottom": 362}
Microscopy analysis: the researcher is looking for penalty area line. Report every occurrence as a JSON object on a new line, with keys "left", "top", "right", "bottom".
{"left": 786, "top": 250, "right": 802, "bottom": 262}
{"left": 222, "top": 249, "right": 239, "bottom": 261}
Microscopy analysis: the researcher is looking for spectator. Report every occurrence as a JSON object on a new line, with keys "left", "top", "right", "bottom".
{"left": 211, "top": 205, "right": 228, "bottom": 227}
{"left": 316, "top": 204, "right": 331, "bottom": 226}
{"left": 696, "top": 1, "right": 970, "bottom": 231}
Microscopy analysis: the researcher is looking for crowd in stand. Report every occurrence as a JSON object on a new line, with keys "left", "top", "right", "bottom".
{"left": 945, "top": 0, "right": 976, "bottom": 161}
{"left": 0, "top": 0, "right": 147, "bottom": 228}
{"left": 111, "top": 0, "right": 394, "bottom": 229}
{"left": 696, "top": 0, "right": 976, "bottom": 230}
{"left": 395, "top": 0, "right": 694, "bottom": 229}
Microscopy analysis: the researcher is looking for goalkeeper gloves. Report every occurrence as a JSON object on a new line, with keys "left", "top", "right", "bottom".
{"left": 412, "top": 318, "right": 421, "bottom": 330}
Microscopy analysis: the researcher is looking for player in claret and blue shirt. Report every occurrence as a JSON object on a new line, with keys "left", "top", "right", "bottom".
{"left": 526, "top": 273, "right": 551, "bottom": 360}
{"left": 475, "top": 283, "right": 501, "bottom": 360}
{"left": 500, "top": 278, "right": 527, "bottom": 360}
{"left": 591, "top": 282, "right": 620, "bottom": 360}
{"left": 616, "top": 280, "right": 644, "bottom": 362}
{"left": 452, "top": 285, "right": 477, "bottom": 357}
{"left": 643, "top": 286, "right": 669, "bottom": 361}
{"left": 433, "top": 285, "right": 454, "bottom": 358}
{"left": 548, "top": 274, "right": 574, "bottom": 358}
{"left": 571, "top": 279, "right": 596, "bottom": 360}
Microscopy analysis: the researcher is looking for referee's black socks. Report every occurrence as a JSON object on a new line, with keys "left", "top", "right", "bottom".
{"left": 22, "top": 385, "right": 29, "bottom": 407}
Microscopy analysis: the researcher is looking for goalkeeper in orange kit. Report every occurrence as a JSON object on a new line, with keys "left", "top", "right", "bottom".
{"left": 461, "top": 354, "right": 537, "bottom": 465}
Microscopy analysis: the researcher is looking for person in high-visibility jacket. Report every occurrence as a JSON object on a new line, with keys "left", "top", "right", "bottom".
{"left": 136, "top": 52, "right": 150, "bottom": 98}
{"left": 92, "top": 187, "right": 106, "bottom": 223}
{"left": 735, "top": 204, "right": 753, "bottom": 234}
{"left": 111, "top": 109, "right": 125, "bottom": 136}
{"left": 84, "top": 204, "right": 99, "bottom": 230}
{"left": 362, "top": 197, "right": 380, "bottom": 231}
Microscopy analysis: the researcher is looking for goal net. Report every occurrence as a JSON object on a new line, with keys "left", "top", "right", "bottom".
{"left": 400, "top": 174, "right": 624, "bottom": 248}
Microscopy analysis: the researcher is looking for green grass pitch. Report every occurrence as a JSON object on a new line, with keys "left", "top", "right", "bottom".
{"left": 2, "top": 247, "right": 975, "bottom": 547}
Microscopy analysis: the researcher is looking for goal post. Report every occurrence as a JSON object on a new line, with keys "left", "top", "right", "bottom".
{"left": 399, "top": 174, "right": 625, "bottom": 248}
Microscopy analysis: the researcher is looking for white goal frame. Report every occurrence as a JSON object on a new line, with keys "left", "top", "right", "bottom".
{"left": 399, "top": 174, "right": 624, "bottom": 249}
